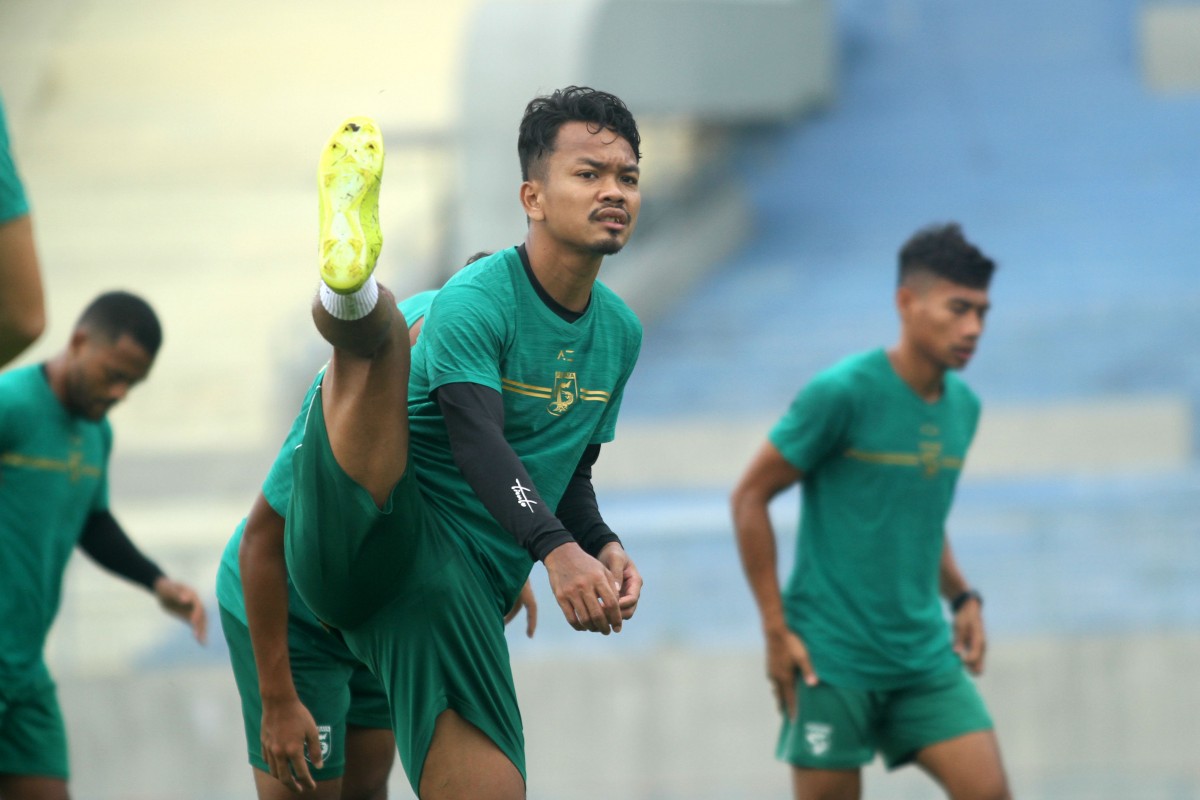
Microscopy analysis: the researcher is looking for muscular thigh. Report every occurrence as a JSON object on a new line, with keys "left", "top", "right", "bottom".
{"left": 420, "top": 710, "right": 524, "bottom": 800}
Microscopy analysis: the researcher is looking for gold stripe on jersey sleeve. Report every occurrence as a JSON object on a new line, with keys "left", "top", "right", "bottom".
{"left": 501, "top": 378, "right": 552, "bottom": 399}
{"left": 578, "top": 388, "right": 610, "bottom": 402}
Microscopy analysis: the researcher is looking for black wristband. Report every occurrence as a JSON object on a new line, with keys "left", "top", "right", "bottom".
{"left": 950, "top": 588, "right": 983, "bottom": 613}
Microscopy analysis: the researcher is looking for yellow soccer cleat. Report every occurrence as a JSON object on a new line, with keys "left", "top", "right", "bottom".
{"left": 317, "top": 116, "right": 384, "bottom": 294}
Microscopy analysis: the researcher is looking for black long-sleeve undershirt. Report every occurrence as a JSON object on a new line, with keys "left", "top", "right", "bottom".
{"left": 437, "top": 381, "right": 620, "bottom": 561}
{"left": 555, "top": 443, "right": 621, "bottom": 556}
{"left": 77, "top": 510, "right": 164, "bottom": 590}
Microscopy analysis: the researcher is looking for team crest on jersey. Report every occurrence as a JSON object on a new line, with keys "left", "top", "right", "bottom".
{"left": 804, "top": 722, "right": 832, "bottom": 756}
{"left": 919, "top": 441, "right": 943, "bottom": 478}
{"left": 548, "top": 371, "right": 577, "bottom": 416}
{"left": 305, "top": 725, "right": 333, "bottom": 762}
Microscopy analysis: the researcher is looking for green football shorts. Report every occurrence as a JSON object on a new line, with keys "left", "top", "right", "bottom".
{"left": 284, "top": 384, "right": 526, "bottom": 795}
{"left": 0, "top": 662, "right": 69, "bottom": 779}
{"left": 778, "top": 666, "right": 993, "bottom": 769}
{"left": 220, "top": 605, "right": 391, "bottom": 780}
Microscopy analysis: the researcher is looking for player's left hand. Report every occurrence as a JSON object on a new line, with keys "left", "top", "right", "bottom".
{"left": 597, "top": 542, "right": 642, "bottom": 621}
{"left": 153, "top": 576, "right": 208, "bottom": 645}
{"left": 505, "top": 578, "right": 538, "bottom": 638}
{"left": 952, "top": 599, "right": 986, "bottom": 675}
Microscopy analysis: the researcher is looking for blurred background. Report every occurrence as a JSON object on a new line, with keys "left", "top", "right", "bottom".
{"left": 2, "top": 0, "right": 1199, "bottom": 797}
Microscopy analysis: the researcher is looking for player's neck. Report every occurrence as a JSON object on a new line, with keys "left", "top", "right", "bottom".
{"left": 523, "top": 232, "right": 600, "bottom": 313}
{"left": 41, "top": 354, "right": 71, "bottom": 409}
{"left": 886, "top": 343, "right": 945, "bottom": 403}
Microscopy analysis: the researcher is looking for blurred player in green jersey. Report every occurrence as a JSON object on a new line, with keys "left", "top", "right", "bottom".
{"left": 732, "top": 224, "right": 1010, "bottom": 800}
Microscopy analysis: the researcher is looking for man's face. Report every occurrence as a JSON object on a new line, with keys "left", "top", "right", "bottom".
{"left": 525, "top": 120, "right": 641, "bottom": 256}
{"left": 64, "top": 331, "right": 154, "bottom": 420}
{"left": 901, "top": 276, "right": 990, "bottom": 371}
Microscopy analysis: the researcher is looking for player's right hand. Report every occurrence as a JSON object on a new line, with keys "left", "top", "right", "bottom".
{"left": 543, "top": 541, "right": 623, "bottom": 634}
{"left": 261, "top": 695, "right": 323, "bottom": 792}
{"left": 766, "top": 628, "right": 817, "bottom": 720}
{"left": 597, "top": 542, "right": 643, "bottom": 621}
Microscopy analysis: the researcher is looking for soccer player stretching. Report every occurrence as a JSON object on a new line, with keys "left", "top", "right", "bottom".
{"left": 267, "top": 87, "right": 644, "bottom": 799}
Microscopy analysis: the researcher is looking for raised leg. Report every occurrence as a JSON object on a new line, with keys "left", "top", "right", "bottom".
{"left": 419, "top": 711, "right": 525, "bottom": 800}
{"left": 310, "top": 116, "right": 410, "bottom": 507}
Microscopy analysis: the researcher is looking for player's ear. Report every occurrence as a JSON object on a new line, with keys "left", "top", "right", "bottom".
{"left": 520, "top": 179, "right": 546, "bottom": 222}
{"left": 67, "top": 327, "right": 90, "bottom": 357}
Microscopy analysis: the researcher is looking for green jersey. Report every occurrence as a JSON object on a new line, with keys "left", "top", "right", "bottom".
{"left": 0, "top": 365, "right": 110, "bottom": 680}
{"left": 0, "top": 96, "right": 29, "bottom": 222}
{"left": 215, "top": 292, "right": 439, "bottom": 625}
{"left": 769, "top": 348, "right": 981, "bottom": 690}
{"left": 408, "top": 248, "right": 642, "bottom": 607}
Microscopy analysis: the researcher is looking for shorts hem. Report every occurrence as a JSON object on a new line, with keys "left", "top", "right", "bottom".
{"left": 345, "top": 715, "right": 393, "bottom": 731}
{"left": 782, "top": 755, "right": 871, "bottom": 771}
{"left": 883, "top": 722, "right": 995, "bottom": 770}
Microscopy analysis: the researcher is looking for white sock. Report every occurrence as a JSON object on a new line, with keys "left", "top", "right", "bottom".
{"left": 319, "top": 276, "right": 379, "bottom": 321}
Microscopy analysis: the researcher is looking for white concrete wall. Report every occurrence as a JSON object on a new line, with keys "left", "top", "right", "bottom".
{"left": 55, "top": 633, "right": 1200, "bottom": 799}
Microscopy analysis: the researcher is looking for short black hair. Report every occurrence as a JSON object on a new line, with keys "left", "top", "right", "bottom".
{"left": 76, "top": 291, "right": 163, "bottom": 357}
{"left": 517, "top": 86, "right": 641, "bottom": 181}
{"left": 898, "top": 223, "right": 995, "bottom": 290}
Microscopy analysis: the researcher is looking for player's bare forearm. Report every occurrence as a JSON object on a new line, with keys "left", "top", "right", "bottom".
{"left": 733, "top": 502, "right": 788, "bottom": 635}
{"left": 239, "top": 497, "right": 324, "bottom": 788}
{"left": 239, "top": 493, "right": 298, "bottom": 703}
{"left": 0, "top": 215, "right": 45, "bottom": 366}
{"left": 731, "top": 443, "right": 800, "bottom": 637}
{"left": 733, "top": 446, "right": 820, "bottom": 710}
